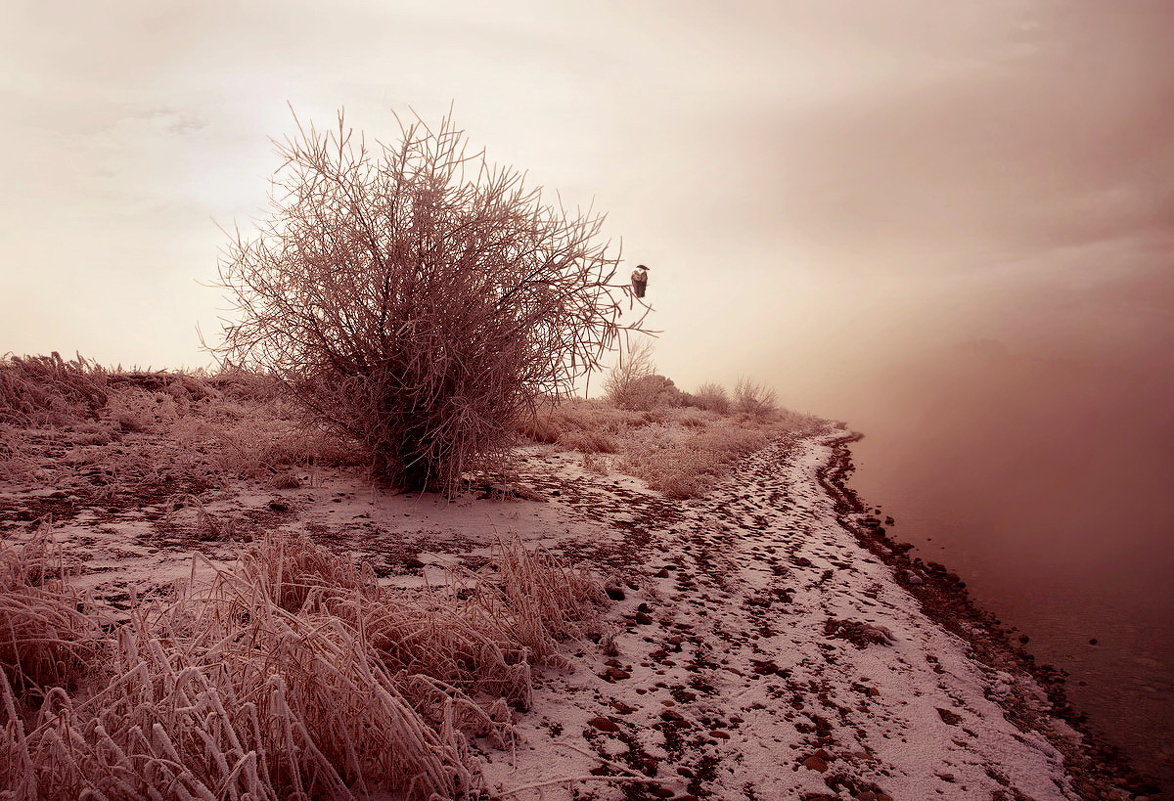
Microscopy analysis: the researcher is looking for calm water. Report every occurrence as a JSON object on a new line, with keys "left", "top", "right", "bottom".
{"left": 840, "top": 348, "right": 1174, "bottom": 794}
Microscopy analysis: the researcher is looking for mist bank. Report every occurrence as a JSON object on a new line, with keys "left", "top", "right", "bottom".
{"left": 769, "top": 324, "right": 1173, "bottom": 787}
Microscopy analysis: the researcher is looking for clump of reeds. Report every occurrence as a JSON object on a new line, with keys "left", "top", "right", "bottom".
{"left": 0, "top": 527, "right": 106, "bottom": 694}
{"left": 1, "top": 531, "right": 604, "bottom": 800}
{"left": 0, "top": 353, "right": 108, "bottom": 427}
{"left": 484, "top": 539, "right": 605, "bottom": 657}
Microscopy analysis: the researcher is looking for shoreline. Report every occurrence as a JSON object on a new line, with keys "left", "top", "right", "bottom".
{"left": 817, "top": 427, "right": 1158, "bottom": 799}
{"left": 2, "top": 421, "right": 1158, "bottom": 799}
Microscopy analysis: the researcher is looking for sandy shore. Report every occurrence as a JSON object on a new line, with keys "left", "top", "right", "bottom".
{"left": 818, "top": 432, "right": 1153, "bottom": 801}
{"left": 0, "top": 429, "right": 1145, "bottom": 799}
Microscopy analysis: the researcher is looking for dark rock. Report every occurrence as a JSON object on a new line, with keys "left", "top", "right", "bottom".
{"left": 587, "top": 716, "right": 620, "bottom": 732}
{"left": 802, "top": 755, "right": 829, "bottom": 772}
{"left": 936, "top": 707, "right": 963, "bottom": 726}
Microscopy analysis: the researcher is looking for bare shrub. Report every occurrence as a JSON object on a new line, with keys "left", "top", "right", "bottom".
{"left": 734, "top": 377, "right": 778, "bottom": 418}
{"left": 604, "top": 339, "right": 662, "bottom": 411}
{"left": 694, "top": 382, "right": 731, "bottom": 414}
{"left": 215, "top": 110, "right": 647, "bottom": 492}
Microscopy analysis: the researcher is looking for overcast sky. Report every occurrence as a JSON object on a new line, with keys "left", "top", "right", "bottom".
{"left": 2, "top": 0, "right": 1171, "bottom": 411}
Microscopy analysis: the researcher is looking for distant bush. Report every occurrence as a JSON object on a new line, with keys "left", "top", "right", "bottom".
{"left": 603, "top": 340, "right": 685, "bottom": 411}
{"left": 734, "top": 378, "right": 778, "bottom": 418}
{"left": 694, "top": 382, "right": 731, "bottom": 414}
{"left": 603, "top": 339, "right": 656, "bottom": 410}
{"left": 614, "top": 374, "right": 683, "bottom": 411}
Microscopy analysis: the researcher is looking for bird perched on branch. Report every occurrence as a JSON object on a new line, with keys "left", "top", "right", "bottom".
{"left": 631, "top": 264, "right": 649, "bottom": 298}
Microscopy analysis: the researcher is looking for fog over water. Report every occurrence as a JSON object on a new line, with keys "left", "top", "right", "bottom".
{"left": 801, "top": 341, "right": 1174, "bottom": 789}
{"left": 2, "top": 0, "right": 1172, "bottom": 789}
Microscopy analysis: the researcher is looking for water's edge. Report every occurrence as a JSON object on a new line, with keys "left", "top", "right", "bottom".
{"left": 817, "top": 426, "right": 1157, "bottom": 799}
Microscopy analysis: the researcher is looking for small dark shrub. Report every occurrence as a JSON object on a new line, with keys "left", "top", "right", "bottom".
{"left": 694, "top": 382, "right": 731, "bottom": 414}
{"left": 734, "top": 378, "right": 777, "bottom": 418}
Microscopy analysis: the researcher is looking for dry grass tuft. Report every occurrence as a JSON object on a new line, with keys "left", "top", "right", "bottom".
{"left": 0, "top": 353, "right": 107, "bottom": 427}
{"left": 0, "top": 359, "right": 357, "bottom": 492}
{"left": 618, "top": 421, "right": 779, "bottom": 498}
{"left": 1, "top": 531, "right": 604, "bottom": 800}
{"left": 557, "top": 429, "right": 618, "bottom": 454}
{"left": 0, "top": 528, "right": 106, "bottom": 694}
{"left": 519, "top": 394, "right": 829, "bottom": 498}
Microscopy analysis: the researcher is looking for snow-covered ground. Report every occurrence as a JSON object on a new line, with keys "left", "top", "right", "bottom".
{"left": 2, "top": 431, "right": 1116, "bottom": 800}
{"left": 478, "top": 434, "right": 1084, "bottom": 800}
